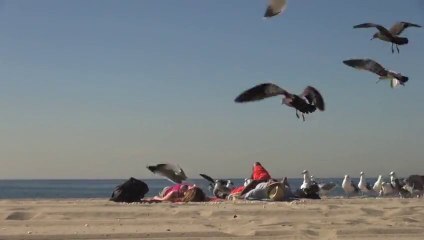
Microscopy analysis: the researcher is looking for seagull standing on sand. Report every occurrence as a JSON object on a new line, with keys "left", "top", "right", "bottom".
{"left": 264, "top": 0, "right": 287, "bottom": 18}
{"left": 300, "top": 170, "right": 312, "bottom": 190}
{"left": 342, "top": 175, "right": 359, "bottom": 197}
{"left": 373, "top": 175, "right": 384, "bottom": 195}
{"left": 381, "top": 181, "right": 395, "bottom": 196}
{"left": 146, "top": 164, "right": 187, "bottom": 184}
{"left": 389, "top": 171, "right": 399, "bottom": 186}
{"left": 311, "top": 175, "right": 337, "bottom": 195}
{"left": 343, "top": 59, "right": 409, "bottom": 88}
{"left": 358, "top": 172, "right": 373, "bottom": 194}
{"left": 234, "top": 83, "right": 325, "bottom": 121}
{"left": 353, "top": 22, "right": 420, "bottom": 53}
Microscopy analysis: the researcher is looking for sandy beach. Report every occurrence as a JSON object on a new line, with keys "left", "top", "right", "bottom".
{"left": 0, "top": 198, "right": 423, "bottom": 240}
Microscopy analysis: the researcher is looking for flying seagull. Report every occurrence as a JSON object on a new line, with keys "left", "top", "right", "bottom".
{"left": 343, "top": 58, "right": 408, "bottom": 88}
{"left": 264, "top": 0, "right": 287, "bottom": 18}
{"left": 146, "top": 163, "right": 187, "bottom": 184}
{"left": 234, "top": 83, "right": 325, "bottom": 121}
{"left": 353, "top": 22, "right": 419, "bottom": 53}
{"left": 199, "top": 174, "right": 233, "bottom": 199}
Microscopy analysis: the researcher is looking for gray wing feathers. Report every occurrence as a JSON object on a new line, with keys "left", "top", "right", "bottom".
{"left": 147, "top": 164, "right": 187, "bottom": 184}
{"left": 389, "top": 22, "right": 422, "bottom": 35}
{"left": 235, "top": 83, "right": 287, "bottom": 103}
{"left": 199, "top": 174, "right": 215, "bottom": 184}
{"left": 353, "top": 23, "right": 393, "bottom": 38}
{"left": 301, "top": 86, "right": 325, "bottom": 111}
{"left": 343, "top": 59, "right": 388, "bottom": 76}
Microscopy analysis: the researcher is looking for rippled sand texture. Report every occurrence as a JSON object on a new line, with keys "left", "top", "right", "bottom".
{"left": 0, "top": 198, "right": 423, "bottom": 239}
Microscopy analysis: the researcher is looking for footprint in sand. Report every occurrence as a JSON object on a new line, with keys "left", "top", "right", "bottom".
{"left": 5, "top": 212, "right": 36, "bottom": 220}
{"left": 360, "top": 207, "right": 384, "bottom": 216}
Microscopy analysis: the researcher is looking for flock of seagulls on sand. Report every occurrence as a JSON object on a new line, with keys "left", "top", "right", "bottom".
{"left": 340, "top": 171, "right": 424, "bottom": 198}
{"left": 144, "top": 2, "right": 422, "bottom": 198}
{"left": 299, "top": 169, "right": 424, "bottom": 198}
{"left": 146, "top": 163, "right": 424, "bottom": 199}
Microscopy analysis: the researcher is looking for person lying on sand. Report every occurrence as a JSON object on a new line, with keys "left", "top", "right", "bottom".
{"left": 228, "top": 177, "right": 297, "bottom": 201}
{"left": 228, "top": 162, "right": 273, "bottom": 197}
{"left": 141, "top": 184, "right": 207, "bottom": 203}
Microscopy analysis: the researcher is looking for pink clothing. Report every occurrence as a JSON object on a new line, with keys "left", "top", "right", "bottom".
{"left": 162, "top": 183, "right": 192, "bottom": 198}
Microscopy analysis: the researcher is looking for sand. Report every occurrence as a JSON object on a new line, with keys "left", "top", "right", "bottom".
{"left": 0, "top": 198, "right": 423, "bottom": 240}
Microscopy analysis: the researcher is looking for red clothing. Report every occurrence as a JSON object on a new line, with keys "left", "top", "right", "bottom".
{"left": 230, "top": 186, "right": 245, "bottom": 195}
{"left": 251, "top": 164, "right": 271, "bottom": 181}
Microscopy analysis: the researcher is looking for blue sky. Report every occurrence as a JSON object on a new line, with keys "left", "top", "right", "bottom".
{"left": 0, "top": 0, "right": 423, "bottom": 179}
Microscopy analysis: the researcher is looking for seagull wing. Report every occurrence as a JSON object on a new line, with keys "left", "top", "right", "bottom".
{"left": 366, "top": 182, "right": 373, "bottom": 191}
{"left": 235, "top": 83, "right": 288, "bottom": 103}
{"left": 199, "top": 174, "right": 215, "bottom": 184}
{"left": 389, "top": 22, "right": 422, "bottom": 35}
{"left": 300, "top": 86, "right": 325, "bottom": 111}
{"left": 147, "top": 164, "right": 185, "bottom": 184}
{"left": 343, "top": 59, "right": 388, "bottom": 77}
{"left": 351, "top": 181, "right": 360, "bottom": 192}
{"left": 264, "top": 0, "right": 287, "bottom": 18}
{"left": 353, "top": 23, "right": 394, "bottom": 39}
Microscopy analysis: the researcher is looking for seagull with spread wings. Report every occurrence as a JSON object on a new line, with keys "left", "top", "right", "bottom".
{"left": 264, "top": 0, "right": 287, "bottom": 18}
{"left": 199, "top": 174, "right": 233, "bottom": 199}
{"left": 146, "top": 164, "right": 187, "bottom": 184}
{"left": 343, "top": 58, "right": 408, "bottom": 88}
{"left": 353, "top": 22, "right": 421, "bottom": 53}
{"left": 235, "top": 83, "right": 325, "bottom": 121}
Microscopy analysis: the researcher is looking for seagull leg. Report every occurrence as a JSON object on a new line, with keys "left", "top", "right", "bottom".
{"left": 396, "top": 45, "right": 400, "bottom": 53}
{"left": 302, "top": 113, "right": 305, "bottom": 122}
{"left": 391, "top": 43, "right": 394, "bottom": 53}
{"left": 296, "top": 110, "right": 300, "bottom": 119}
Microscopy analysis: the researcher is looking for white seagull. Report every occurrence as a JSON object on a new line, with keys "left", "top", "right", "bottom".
{"left": 381, "top": 181, "right": 395, "bottom": 196}
{"left": 390, "top": 171, "right": 399, "bottom": 186}
{"left": 373, "top": 175, "right": 384, "bottom": 195}
{"left": 342, "top": 175, "right": 359, "bottom": 197}
{"left": 358, "top": 172, "right": 373, "bottom": 194}
{"left": 300, "top": 170, "right": 312, "bottom": 190}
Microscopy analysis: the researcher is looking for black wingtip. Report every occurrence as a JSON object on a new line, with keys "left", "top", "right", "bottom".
{"left": 234, "top": 96, "right": 243, "bottom": 103}
{"left": 342, "top": 59, "right": 356, "bottom": 68}
{"left": 264, "top": 7, "right": 280, "bottom": 18}
{"left": 146, "top": 166, "right": 156, "bottom": 173}
{"left": 400, "top": 76, "right": 409, "bottom": 83}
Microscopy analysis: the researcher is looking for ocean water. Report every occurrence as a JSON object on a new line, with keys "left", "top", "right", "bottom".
{"left": 0, "top": 178, "right": 376, "bottom": 199}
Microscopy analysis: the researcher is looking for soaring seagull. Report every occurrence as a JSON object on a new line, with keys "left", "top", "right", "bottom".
{"left": 264, "top": 0, "right": 287, "bottom": 18}
{"left": 234, "top": 83, "right": 325, "bottom": 121}
{"left": 343, "top": 58, "right": 408, "bottom": 88}
{"left": 146, "top": 163, "right": 187, "bottom": 184}
{"left": 353, "top": 22, "right": 416, "bottom": 53}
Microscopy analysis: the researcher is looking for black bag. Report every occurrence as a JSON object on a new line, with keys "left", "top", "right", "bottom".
{"left": 110, "top": 177, "right": 149, "bottom": 203}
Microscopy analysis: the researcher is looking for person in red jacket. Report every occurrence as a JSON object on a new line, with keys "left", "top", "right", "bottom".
{"left": 251, "top": 162, "right": 271, "bottom": 181}
{"left": 229, "top": 162, "right": 272, "bottom": 198}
